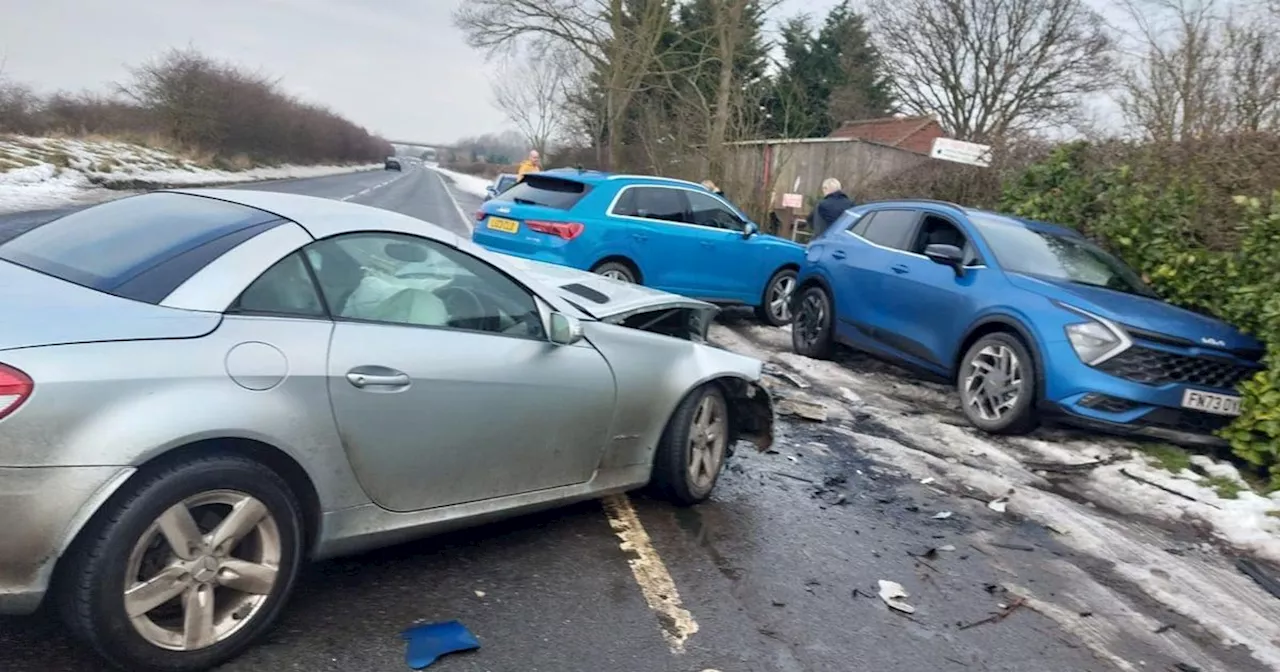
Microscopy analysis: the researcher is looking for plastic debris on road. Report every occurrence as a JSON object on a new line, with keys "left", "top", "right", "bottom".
{"left": 877, "top": 580, "right": 916, "bottom": 614}
{"left": 932, "top": 511, "right": 953, "bottom": 519}
{"left": 401, "top": 620, "right": 481, "bottom": 669}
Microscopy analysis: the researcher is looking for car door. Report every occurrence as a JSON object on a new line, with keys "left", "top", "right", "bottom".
{"left": 307, "top": 231, "right": 617, "bottom": 513}
{"left": 614, "top": 186, "right": 705, "bottom": 295}
{"left": 684, "top": 189, "right": 767, "bottom": 301}
{"left": 877, "top": 213, "right": 986, "bottom": 370}
{"left": 827, "top": 209, "right": 921, "bottom": 350}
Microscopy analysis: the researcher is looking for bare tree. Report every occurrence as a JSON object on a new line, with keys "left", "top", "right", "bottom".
{"left": 867, "top": 0, "right": 1113, "bottom": 142}
{"left": 455, "top": 0, "right": 673, "bottom": 169}
{"left": 491, "top": 44, "right": 576, "bottom": 155}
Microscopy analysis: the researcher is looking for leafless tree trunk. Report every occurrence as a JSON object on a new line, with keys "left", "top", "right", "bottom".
{"left": 491, "top": 44, "right": 575, "bottom": 155}
{"left": 867, "top": 0, "right": 1113, "bottom": 142}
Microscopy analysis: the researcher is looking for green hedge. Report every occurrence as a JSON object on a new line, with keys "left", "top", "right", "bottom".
{"left": 998, "top": 143, "right": 1280, "bottom": 485}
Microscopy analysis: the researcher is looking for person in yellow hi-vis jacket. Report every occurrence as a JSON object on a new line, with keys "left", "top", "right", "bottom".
{"left": 515, "top": 149, "right": 541, "bottom": 179}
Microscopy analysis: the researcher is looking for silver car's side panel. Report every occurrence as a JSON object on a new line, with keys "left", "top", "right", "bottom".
{"left": 582, "top": 321, "right": 766, "bottom": 469}
{"left": 0, "top": 316, "right": 369, "bottom": 509}
{"left": 327, "top": 322, "right": 617, "bottom": 512}
{"left": 315, "top": 464, "right": 650, "bottom": 559}
{"left": 161, "top": 222, "right": 314, "bottom": 312}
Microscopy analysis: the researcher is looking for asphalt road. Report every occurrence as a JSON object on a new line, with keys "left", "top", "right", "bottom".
{"left": 0, "top": 166, "right": 1246, "bottom": 672}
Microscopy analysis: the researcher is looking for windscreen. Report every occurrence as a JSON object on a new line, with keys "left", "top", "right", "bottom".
{"left": 500, "top": 175, "right": 591, "bottom": 210}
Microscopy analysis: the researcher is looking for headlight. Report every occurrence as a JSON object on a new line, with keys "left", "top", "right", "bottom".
{"left": 1057, "top": 302, "right": 1132, "bottom": 366}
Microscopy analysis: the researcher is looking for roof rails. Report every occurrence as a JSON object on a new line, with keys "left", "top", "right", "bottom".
{"left": 605, "top": 174, "right": 707, "bottom": 188}
{"left": 862, "top": 198, "right": 967, "bottom": 210}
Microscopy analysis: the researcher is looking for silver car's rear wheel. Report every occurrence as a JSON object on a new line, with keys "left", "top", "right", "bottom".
{"left": 124, "top": 491, "right": 282, "bottom": 652}
{"left": 57, "top": 454, "right": 304, "bottom": 672}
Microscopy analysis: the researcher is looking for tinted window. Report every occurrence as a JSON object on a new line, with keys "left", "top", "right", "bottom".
{"left": 229, "top": 252, "right": 327, "bottom": 317}
{"left": 500, "top": 175, "right": 590, "bottom": 210}
{"left": 970, "top": 212, "right": 1156, "bottom": 297}
{"left": 686, "top": 191, "right": 744, "bottom": 231}
{"left": 858, "top": 209, "right": 919, "bottom": 250}
{"left": 0, "top": 192, "right": 280, "bottom": 300}
{"left": 913, "top": 215, "right": 981, "bottom": 266}
{"left": 308, "top": 232, "right": 546, "bottom": 339}
{"left": 617, "top": 187, "right": 688, "bottom": 223}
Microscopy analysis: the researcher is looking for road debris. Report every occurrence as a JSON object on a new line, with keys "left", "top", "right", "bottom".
{"left": 763, "top": 363, "right": 811, "bottom": 389}
{"left": 401, "top": 620, "right": 481, "bottom": 669}
{"left": 957, "top": 596, "right": 1026, "bottom": 630}
{"left": 988, "top": 496, "right": 1010, "bottom": 513}
{"left": 932, "top": 511, "right": 954, "bottom": 520}
{"left": 473, "top": 590, "right": 486, "bottom": 598}
{"left": 775, "top": 397, "right": 828, "bottom": 422}
{"left": 920, "top": 477, "right": 936, "bottom": 485}
{"left": 877, "top": 580, "right": 916, "bottom": 614}
{"left": 1119, "top": 468, "right": 1222, "bottom": 509}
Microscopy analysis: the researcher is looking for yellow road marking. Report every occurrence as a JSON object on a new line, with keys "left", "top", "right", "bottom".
{"left": 602, "top": 494, "right": 700, "bottom": 653}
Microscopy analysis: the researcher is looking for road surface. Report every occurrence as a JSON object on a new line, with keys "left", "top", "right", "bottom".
{"left": 0, "top": 165, "right": 1270, "bottom": 672}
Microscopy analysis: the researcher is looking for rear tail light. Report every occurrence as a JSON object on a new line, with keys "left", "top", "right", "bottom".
{"left": 526, "top": 221, "right": 585, "bottom": 240}
{"left": 0, "top": 364, "right": 33, "bottom": 421}
{"left": 474, "top": 209, "right": 486, "bottom": 222}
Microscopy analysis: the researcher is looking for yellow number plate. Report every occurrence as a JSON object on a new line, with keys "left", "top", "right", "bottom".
{"left": 487, "top": 217, "right": 520, "bottom": 233}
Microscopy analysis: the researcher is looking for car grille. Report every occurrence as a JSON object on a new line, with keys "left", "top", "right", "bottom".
{"left": 1141, "top": 407, "right": 1236, "bottom": 434}
{"left": 1097, "top": 346, "right": 1259, "bottom": 389}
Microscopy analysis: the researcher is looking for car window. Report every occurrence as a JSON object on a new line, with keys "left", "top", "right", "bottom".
{"left": 500, "top": 175, "right": 590, "bottom": 210}
{"left": 229, "top": 252, "right": 327, "bottom": 317}
{"left": 686, "top": 191, "right": 744, "bottom": 231}
{"left": 306, "top": 232, "right": 546, "bottom": 339}
{"left": 912, "top": 215, "right": 981, "bottom": 266}
{"left": 615, "top": 186, "right": 689, "bottom": 224}
{"left": 0, "top": 192, "right": 283, "bottom": 304}
{"left": 857, "top": 209, "right": 919, "bottom": 250}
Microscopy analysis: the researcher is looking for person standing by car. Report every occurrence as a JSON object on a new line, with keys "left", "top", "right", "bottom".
{"left": 806, "top": 178, "right": 855, "bottom": 238}
{"left": 516, "top": 149, "right": 541, "bottom": 178}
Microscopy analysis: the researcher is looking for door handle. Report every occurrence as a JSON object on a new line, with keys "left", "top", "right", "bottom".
{"left": 346, "top": 369, "right": 410, "bottom": 388}
{"left": 891, "top": 264, "right": 910, "bottom": 274}
{"left": 831, "top": 249, "right": 847, "bottom": 260}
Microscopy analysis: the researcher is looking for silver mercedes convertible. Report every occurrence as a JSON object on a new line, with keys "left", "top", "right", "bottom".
{"left": 0, "top": 189, "right": 773, "bottom": 671}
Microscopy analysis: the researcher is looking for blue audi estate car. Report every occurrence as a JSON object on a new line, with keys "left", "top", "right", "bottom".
{"left": 791, "top": 200, "right": 1264, "bottom": 439}
{"left": 472, "top": 169, "right": 807, "bottom": 325}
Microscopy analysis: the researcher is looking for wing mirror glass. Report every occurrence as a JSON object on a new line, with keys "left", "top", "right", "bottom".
{"left": 743, "top": 222, "right": 759, "bottom": 239}
{"left": 548, "top": 312, "right": 584, "bottom": 345}
{"left": 924, "top": 243, "right": 965, "bottom": 275}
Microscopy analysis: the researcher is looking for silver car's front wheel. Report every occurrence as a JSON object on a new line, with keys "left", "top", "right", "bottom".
{"left": 58, "top": 455, "right": 304, "bottom": 672}
{"left": 686, "top": 392, "right": 729, "bottom": 493}
{"left": 652, "top": 385, "right": 731, "bottom": 505}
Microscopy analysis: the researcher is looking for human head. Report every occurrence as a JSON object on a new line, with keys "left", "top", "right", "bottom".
{"left": 529, "top": 150, "right": 540, "bottom": 166}
{"left": 701, "top": 179, "right": 719, "bottom": 192}
{"left": 822, "top": 177, "right": 842, "bottom": 196}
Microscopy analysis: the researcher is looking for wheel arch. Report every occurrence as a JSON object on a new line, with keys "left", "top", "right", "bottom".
{"left": 954, "top": 316, "right": 1047, "bottom": 401}
{"left": 685, "top": 374, "right": 776, "bottom": 454}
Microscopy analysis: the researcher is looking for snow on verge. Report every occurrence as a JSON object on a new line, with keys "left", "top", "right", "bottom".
{"left": 0, "top": 135, "right": 378, "bottom": 214}
{"left": 712, "top": 322, "right": 1280, "bottom": 670}
{"left": 427, "top": 165, "right": 494, "bottom": 199}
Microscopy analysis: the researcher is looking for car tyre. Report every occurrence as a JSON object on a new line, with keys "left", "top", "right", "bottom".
{"left": 755, "top": 268, "right": 798, "bottom": 326}
{"left": 957, "top": 332, "right": 1040, "bottom": 435}
{"left": 592, "top": 261, "right": 637, "bottom": 284}
{"left": 651, "top": 384, "right": 731, "bottom": 506}
{"left": 56, "top": 454, "right": 305, "bottom": 672}
{"left": 791, "top": 285, "right": 835, "bottom": 359}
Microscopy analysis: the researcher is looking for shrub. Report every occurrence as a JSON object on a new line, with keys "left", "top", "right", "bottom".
{"left": 1000, "top": 141, "right": 1280, "bottom": 485}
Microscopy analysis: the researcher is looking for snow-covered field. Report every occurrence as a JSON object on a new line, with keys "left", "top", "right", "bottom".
{"left": 712, "top": 320, "right": 1280, "bottom": 670}
{"left": 0, "top": 135, "right": 379, "bottom": 213}
{"left": 428, "top": 165, "right": 492, "bottom": 199}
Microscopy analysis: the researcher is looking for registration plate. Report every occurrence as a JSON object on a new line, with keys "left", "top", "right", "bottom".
{"left": 1181, "top": 389, "right": 1242, "bottom": 416}
{"left": 486, "top": 216, "right": 520, "bottom": 233}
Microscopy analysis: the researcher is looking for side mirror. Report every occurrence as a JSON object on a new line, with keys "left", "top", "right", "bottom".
{"left": 924, "top": 243, "right": 965, "bottom": 275}
{"left": 548, "top": 312, "right": 584, "bottom": 345}
{"left": 485, "top": 185, "right": 497, "bottom": 196}
{"left": 743, "top": 222, "right": 759, "bottom": 239}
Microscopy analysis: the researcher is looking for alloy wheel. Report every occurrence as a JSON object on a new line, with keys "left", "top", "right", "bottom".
{"left": 795, "top": 292, "right": 827, "bottom": 349}
{"left": 687, "top": 392, "right": 729, "bottom": 491}
{"left": 962, "top": 344, "right": 1024, "bottom": 421}
{"left": 123, "top": 490, "right": 282, "bottom": 652}
{"left": 599, "top": 269, "right": 631, "bottom": 283}
{"left": 767, "top": 275, "right": 796, "bottom": 323}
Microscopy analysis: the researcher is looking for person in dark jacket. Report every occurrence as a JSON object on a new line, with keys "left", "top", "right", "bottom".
{"left": 807, "top": 178, "right": 855, "bottom": 238}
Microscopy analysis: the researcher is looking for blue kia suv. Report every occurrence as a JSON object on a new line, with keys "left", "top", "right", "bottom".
{"left": 471, "top": 169, "right": 807, "bottom": 325}
{"left": 791, "top": 200, "right": 1265, "bottom": 439}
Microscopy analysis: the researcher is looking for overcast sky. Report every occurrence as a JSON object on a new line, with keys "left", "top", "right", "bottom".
{"left": 0, "top": 0, "right": 1132, "bottom": 142}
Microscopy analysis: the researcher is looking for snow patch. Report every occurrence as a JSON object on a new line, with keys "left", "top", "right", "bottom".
{"left": 0, "top": 135, "right": 378, "bottom": 213}
{"left": 427, "top": 165, "right": 494, "bottom": 199}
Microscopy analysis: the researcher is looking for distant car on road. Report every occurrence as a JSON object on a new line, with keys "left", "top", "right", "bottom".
{"left": 791, "top": 200, "right": 1264, "bottom": 439}
{"left": 472, "top": 168, "right": 808, "bottom": 325}
{"left": 483, "top": 172, "right": 519, "bottom": 201}
{"left": 0, "top": 189, "right": 774, "bottom": 671}
{"left": 384, "top": 157, "right": 401, "bottom": 171}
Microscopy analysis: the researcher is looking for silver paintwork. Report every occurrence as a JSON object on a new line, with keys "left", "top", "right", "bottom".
{"left": 0, "top": 189, "right": 774, "bottom": 614}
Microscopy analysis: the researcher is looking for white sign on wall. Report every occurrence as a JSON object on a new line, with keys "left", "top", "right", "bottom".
{"left": 780, "top": 193, "right": 804, "bottom": 209}
{"left": 930, "top": 137, "right": 993, "bottom": 168}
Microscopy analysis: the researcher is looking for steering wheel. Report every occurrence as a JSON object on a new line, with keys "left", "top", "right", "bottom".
{"left": 434, "top": 286, "right": 492, "bottom": 331}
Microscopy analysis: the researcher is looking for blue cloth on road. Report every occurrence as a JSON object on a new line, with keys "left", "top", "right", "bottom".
{"left": 401, "top": 620, "right": 481, "bottom": 669}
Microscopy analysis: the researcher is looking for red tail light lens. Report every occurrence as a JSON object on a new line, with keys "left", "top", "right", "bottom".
{"left": 526, "top": 221, "right": 585, "bottom": 240}
{"left": 474, "top": 209, "right": 486, "bottom": 222}
{"left": 0, "top": 364, "right": 33, "bottom": 420}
